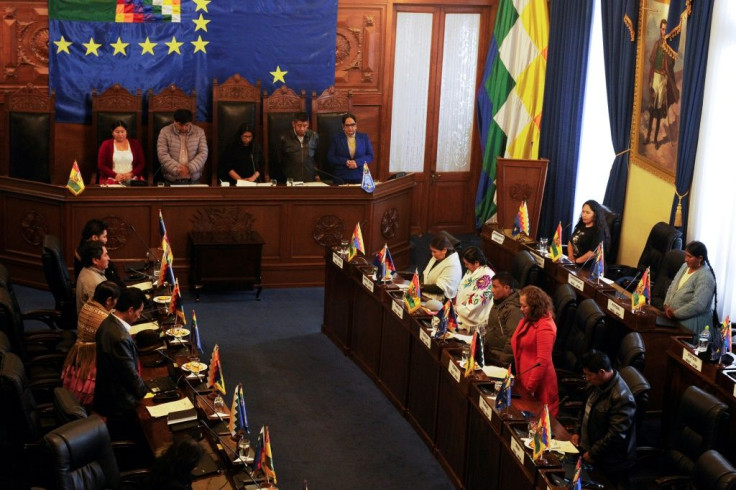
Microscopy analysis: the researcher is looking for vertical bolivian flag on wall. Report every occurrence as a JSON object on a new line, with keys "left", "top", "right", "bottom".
{"left": 474, "top": 0, "right": 549, "bottom": 227}
{"left": 48, "top": 0, "right": 337, "bottom": 122}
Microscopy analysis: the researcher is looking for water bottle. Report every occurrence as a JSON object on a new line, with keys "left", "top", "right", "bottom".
{"left": 697, "top": 325, "right": 711, "bottom": 354}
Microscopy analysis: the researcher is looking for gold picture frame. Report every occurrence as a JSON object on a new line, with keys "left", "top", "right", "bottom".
{"left": 630, "top": 0, "right": 686, "bottom": 182}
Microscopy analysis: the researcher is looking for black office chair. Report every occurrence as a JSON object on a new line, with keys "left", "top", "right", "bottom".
{"left": 651, "top": 249, "right": 686, "bottom": 309}
{"left": 511, "top": 250, "right": 540, "bottom": 288}
{"left": 620, "top": 365, "right": 651, "bottom": 445}
{"left": 557, "top": 299, "right": 606, "bottom": 376}
{"left": 599, "top": 203, "right": 622, "bottom": 263}
{"left": 42, "top": 234, "right": 77, "bottom": 330}
{"left": 552, "top": 284, "right": 578, "bottom": 367}
{"left": 692, "top": 450, "right": 736, "bottom": 490}
{"left": 631, "top": 385, "right": 729, "bottom": 488}
{"left": 608, "top": 222, "right": 682, "bottom": 287}
{"left": 615, "top": 332, "right": 646, "bottom": 373}
{"left": 44, "top": 415, "right": 150, "bottom": 490}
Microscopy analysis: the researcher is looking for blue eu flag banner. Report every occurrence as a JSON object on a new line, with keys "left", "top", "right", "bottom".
{"left": 49, "top": 0, "right": 337, "bottom": 123}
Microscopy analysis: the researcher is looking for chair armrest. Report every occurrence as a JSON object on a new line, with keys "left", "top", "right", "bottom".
{"left": 654, "top": 475, "right": 691, "bottom": 488}
{"left": 120, "top": 469, "right": 151, "bottom": 489}
{"left": 22, "top": 309, "right": 64, "bottom": 329}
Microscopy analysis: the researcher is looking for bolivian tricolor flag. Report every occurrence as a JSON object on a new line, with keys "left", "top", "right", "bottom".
{"left": 66, "top": 160, "right": 85, "bottom": 196}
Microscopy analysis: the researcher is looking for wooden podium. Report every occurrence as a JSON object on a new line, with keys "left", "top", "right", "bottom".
{"left": 495, "top": 157, "right": 548, "bottom": 239}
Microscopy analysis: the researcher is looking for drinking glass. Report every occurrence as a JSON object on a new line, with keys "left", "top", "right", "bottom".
{"left": 538, "top": 237, "right": 549, "bottom": 254}
{"left": 461, "top": 345, "right": 470, "bottom": 367}
{"left": 213, "top": 395, "right": 225, "bottom": 415}
{"left": 340, "top": 239, "right": 349, "bottom": 257}
{"left": 270, "top": 179, "right": 277, "bottom": 186}
{"left": 287, "top": 177, "right": 294, "bottom": 186}
{"left": 238, "top": 438, "right": 251, "bottom": 459}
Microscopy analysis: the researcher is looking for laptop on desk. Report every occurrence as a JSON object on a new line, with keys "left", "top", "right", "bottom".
{"left": 145, "top": 376, "right": 177, "bottom": 394}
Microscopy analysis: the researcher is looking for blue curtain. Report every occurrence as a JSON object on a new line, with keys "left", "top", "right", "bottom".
{"left": 538, "top": 0, "right": 594, "bottom": 239}
{"left": 668, "top": 0, "right": 715, "bottom": 236}
{"left": 601, "top": 0, "right": 638, "bottom": 214}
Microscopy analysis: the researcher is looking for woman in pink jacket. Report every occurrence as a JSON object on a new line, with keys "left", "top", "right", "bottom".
{"left": 511, "top": 285, "right": 559, "bottom": 416}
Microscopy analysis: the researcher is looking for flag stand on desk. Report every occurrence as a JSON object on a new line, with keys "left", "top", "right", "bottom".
{"left": 347, "top": 222, "right": 364, "bottom": 262}
{"left": 511, "top": 201, "right": 530, "bottom": 240}
{"left": 66, "top": 160, "right": 85, "bottom": 196}
{"left": 495, "top": 365, "right": 513, "bottom": 416}
{"left": 254, "top": 426, "right": 277, "bottom": 485}
{"left": 590, "top": 242, "right": 605, "bottom": 283}
{"left": 361, "top": 163, "right": 375, "bottom": 193}
{"left": 532, "top": 404, "right": 551, "bottom": 463}
{"left": 631, "top": 267, "right": 650, "bottom": 315}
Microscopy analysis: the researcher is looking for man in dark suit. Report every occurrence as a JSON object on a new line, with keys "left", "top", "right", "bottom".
{"left": 94, "top": 287, "right": 148, "bottom": 440}
{"left": 327, "top": 112, "right": 374, "bottom": 183}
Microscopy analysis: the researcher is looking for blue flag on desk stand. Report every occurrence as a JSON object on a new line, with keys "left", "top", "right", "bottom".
{"left": 571, "top": 456, "right": 582, "bottom": 490}
{"left": 373, "top": 244, "right": 396, "bottom": 282}
{"left": 590, "top": 242, "right": 605, "bottom": 281}
{"left": 434, "top": 299, "right": 458, "bottom": 339}
{"left": 495, "top": 365, "right": 513, "bottom": 410}
{"left": 361, "top": 164, "right": 375, "bottom": 193}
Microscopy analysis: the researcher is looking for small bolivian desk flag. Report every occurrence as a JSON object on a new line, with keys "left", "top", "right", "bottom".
{"left": 631, "top": 267, "right": 650, "bottom": 312}
{"left": 403, "top": 269, "right": 422, "bottom": 314}
{"left": 549, "top": 221, "right": 562, "bottom": 261}
{"left": 66, "top": 160, "right": 85, "bottom": 196}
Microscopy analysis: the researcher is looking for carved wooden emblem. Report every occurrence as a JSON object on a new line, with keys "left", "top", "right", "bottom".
{"left": 215, "top": 74, "right": 260, "bottom": 100}
{"left": 92, "top": 84, "right": 141, "bottom": 111}
{"left": 509, "top": 183, "right": 534, "bottom": 202}
{"left": 313, "top": 215, "right": 344, "bottom": 247}
{"left": 102, "top": 216, "right": 129, "bottom": 252}
{"left": 313, "top": 86, "right": 351, "bottom": 112}
{"left": 191, "top": 207, "right": 255, "bottom": 233}
{"left": 21, "top": 210, "right": 48, "bottom": 246}
{"left": 381, "top": 208, "right": 399, "bottom": 239}
{"left": 263, "top": 86, "right": 305, "bottom": 111}
{"left": 7, "top": 83, "right": 52, "bottom": 111}
{"left": 149, "top": 84, "right": 196, "bottom": 112}
{"left": 335, "top": 14, "right": 376, "bottom": 84}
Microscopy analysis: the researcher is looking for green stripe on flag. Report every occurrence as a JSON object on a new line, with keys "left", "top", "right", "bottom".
{"left": 49, "top": 0, "right": 117, "bottom": 22}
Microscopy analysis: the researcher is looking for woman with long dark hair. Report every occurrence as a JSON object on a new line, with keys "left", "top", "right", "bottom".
{"left": 664, "top": 240, "right": 717, "bottom": 337}
{"left": 421, "top": 235, "right": 462, "bottom": 302}
{"left": 567, "top": 199, "right": 610, "bottom": 265}
{"left": 219, "top": 123, "right": 265, "bottom": 184}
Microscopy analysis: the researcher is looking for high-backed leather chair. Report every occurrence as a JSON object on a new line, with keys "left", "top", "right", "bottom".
{"left": 692, "top": 450, "right": 736, "bottom": 490}
{"left": 619, "top": 365, "right": 650, "bottom": 445}
{"left": 42, "top": 235, "right": 77, "bottom": 330}
{"left": 632, "top": 385, "right": 730, "bottom": 487}
{"left": 212, "top": 74, "right": 261, "bottom": 186}
{"left": 91, "top": 84, "right": 143, "bottom": 182}
{"left": 310, "top": 86, "right": 353, "bottom": 173}
{"left": 147, "top": 84, "right": 197, "bottom": 184}
{"left": 552, "top": 284, "right": 577, "bottom": 367}
{"left": 511, "top": 250, "right": 540, "bottom": 288}
{"left": 609, "top": 221, "right": 682, "bottom": 286}
{"left": 557, "top": 299, "right": 606, "bottom": 375}
{"left": 651, "top": 249, "right": 686, "bottom": 309}
{"left": 599, "top": 203, "right": 622, "bottom": 263}
{"left": 262, "top": 85, "right": 306, "bottom": 182}
{"left": 3, "top": 83, "right": 56, "bottom": 183}
{"left": 615, "top": 332, "right": 646, "bottom": 373}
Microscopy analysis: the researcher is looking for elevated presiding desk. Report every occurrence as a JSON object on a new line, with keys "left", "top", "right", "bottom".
{"left": 481, "top": 224, "right": 691, "bottom": 411}
{"left": 322, "top": 247, "right": 609, "bottom": 490}
{"left": 0, "top": 175, "right": 413, "bottom": 290}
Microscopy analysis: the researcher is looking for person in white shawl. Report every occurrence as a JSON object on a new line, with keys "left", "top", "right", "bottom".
{"left": 422, "top": 235, "right": 462, "bottom": 302}
{"left": 455, "top": 246, "right": 494, "bottom": 331}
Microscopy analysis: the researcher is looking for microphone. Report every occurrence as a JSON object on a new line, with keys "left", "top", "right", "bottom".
{"left": 198, "top": 415, "right": 260, "bottom": 488}
{"left": 314, "top": 167, "right": 346, "bottom": 185}
{"left": 515, "top": 361, "right": 542, "bottom": 378}
{"left": 624, "top": 270, "right": 643, "bottom": 293}
{"left": 577, "top": 253, "right": 595, "bottom": 271}
{"left": 129, "top": 223, "right": 161, "bottom": 263}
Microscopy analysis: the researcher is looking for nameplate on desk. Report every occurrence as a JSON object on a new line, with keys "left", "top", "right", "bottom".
{"left": 479, "top": 397, "right": 493, "bottom": 422}
{"left": 448, "top": 361, "right": 461, "bottom": 383}
{"left": 531, "top": 253, "right": 545, "bottom": 268}
{"left": 362, "top": 275, "right": 374, "bottom": 292}
{"left": 568, "top": 274, "right": 584, "bottom": 292}
{"left": 510, "top": 437, "right": 525, "bottom": 464}
{"left": 392, "top": 301, "right": 404, "bottom": 319}
{"left": 607, "top": 299, "right": 625, "bottom": 320}
{"left": 420, "top": 328, "right": 432, "bottom": 349}
{"left": 682, "top": 348, "right": 702, "bottom": 372}
{"left": 332, "top": 253, "right": 344, "bottom": 269}
{"left": 491, "top": 230, "right": 505, "bottom": 245}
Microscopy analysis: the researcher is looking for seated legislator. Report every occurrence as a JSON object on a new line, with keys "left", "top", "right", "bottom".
{"left": 570, "top": 350, "right": 636, "bottom": 489}
{"left": 421, "top": 235, "right": 462, "bottom": 302}
{"left": 276, "top": 111, "right": 319, "bottom": 182}
{"left": 73, "top": 218, "right": 122, "bottom": 285}
{"left": 61, "top": 281, "right": 120, "bottom": 406}
{"left": 664, "top": 240, "right": 717, "bottom": 338}
{"left": 484, "top": 271, "right": 524, "bottom": 367}
{"left": 326, "top": 113, "right": 374, "bottom": 183}
{"left": 568, "top": 199, "right": 610, "bottom": 265}
{"left": 76, "top": 241, "right": 110, "bottom": 313}
{"left": 157, "top": 108, "right": 208, "bottom": 184}
{"left": 511, "top": 285, "right": 559, "bottom": 416}
{"left": 94, "top": 287, "right": 149, "bottom": 441}
{"left": 97, "top": 120, "right": 146, "bottom": 184}
{"left": 455, "top": 246, "right": 494, "bottom": 331}
{"left": 218, "top": 123, "right": 265, "bottom": 185}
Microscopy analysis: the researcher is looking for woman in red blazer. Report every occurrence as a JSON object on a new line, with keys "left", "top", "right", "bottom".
{"left": 511, "top": 285, "right": 560, "bottom": 416}
{"left": 97, "top": 120, "right": 145, "bottom": 184}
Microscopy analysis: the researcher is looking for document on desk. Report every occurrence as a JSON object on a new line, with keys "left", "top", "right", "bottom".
{"left": 303, "top": 181, "right": 329, "bottom": 186}
{"left": 146, "top": 397, "right": 194, "bottom": 418}
{"left": 235, "top": 180, "right": 257, "bottom": 187}
{"left": 129, "top": 321, "right": 159, "bottom": 336}
{"left": 129, "top": 280, "right": 154, "bottom": 291}
{"left": 482, "top": 365, "right": 511, "bottom": 379}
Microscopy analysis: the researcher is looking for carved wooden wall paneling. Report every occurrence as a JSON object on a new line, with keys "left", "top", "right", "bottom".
{"left": 0, "top": 2, "right": 49, "bottom": 87}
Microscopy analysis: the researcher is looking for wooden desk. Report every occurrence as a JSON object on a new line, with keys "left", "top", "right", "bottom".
{"left": 189, "top": 230, "right": 264, "bottom": 300}
{"left": 0, "top": 174, "right": 413, "bottom": 289}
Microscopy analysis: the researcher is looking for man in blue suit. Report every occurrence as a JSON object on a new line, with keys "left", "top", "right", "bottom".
{"left": 327, "top": 113, "right": 374, "bottom": 183}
